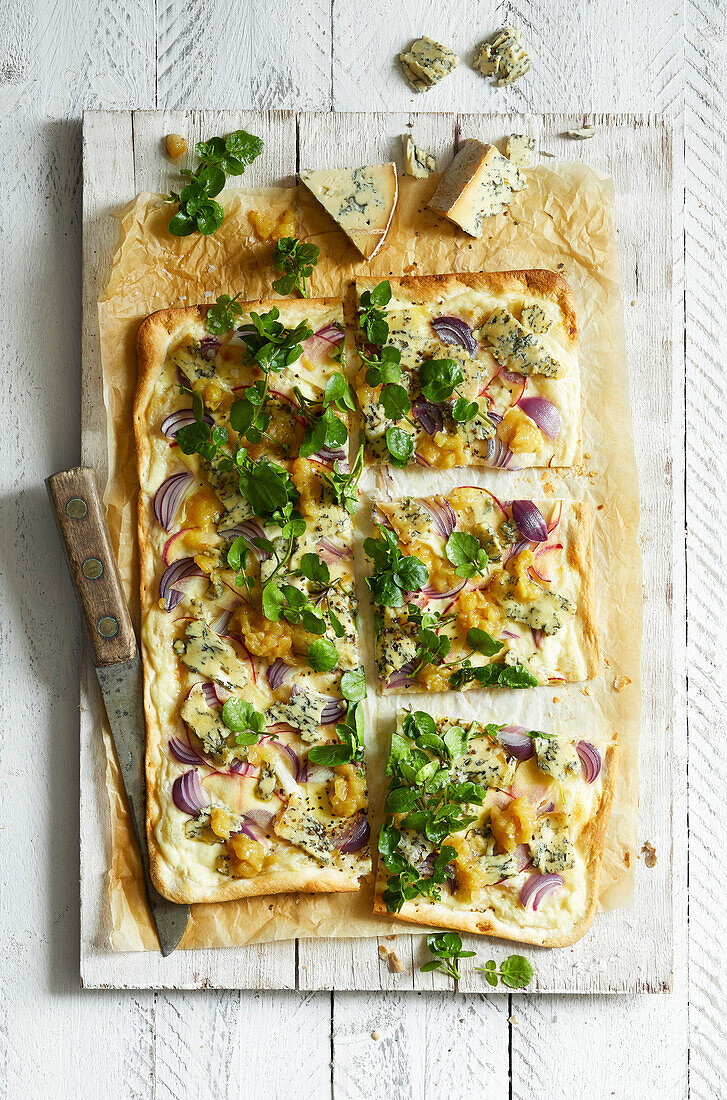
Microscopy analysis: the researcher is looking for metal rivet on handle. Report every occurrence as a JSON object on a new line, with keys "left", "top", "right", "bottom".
{"left": 66, "top": 497, "right": 88, "bottom": 518}
{"left": 82, "top": 557, "right": 104, "bottom": 580}
{"left": 97, "top": 615, "right": 119, "bottom": 638}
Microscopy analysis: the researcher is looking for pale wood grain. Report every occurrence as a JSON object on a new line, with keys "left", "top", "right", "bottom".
{"left": 685, "top": 2, "right": 727, "bottom": 1098}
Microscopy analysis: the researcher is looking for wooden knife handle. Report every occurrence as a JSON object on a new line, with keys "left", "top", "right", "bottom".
{"left": 46, "top": 466, "right": 136, "bottom": 667}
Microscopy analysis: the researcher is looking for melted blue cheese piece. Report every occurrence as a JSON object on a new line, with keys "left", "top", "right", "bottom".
{"left": 455, "top": 740, "right": 516, "bottom": 789}
{"left": 299, "top": 164, "right": 398, "bottom": 259}
{"left": 532, "top": 736, "right": 580, "bottom": 781}
{"left": 170, "top": 340, "right": 217, "bottom": 381}
{"left": 399, "top": 36, "right": 458, "bottom": 93}
{"left": 402, "top": 134, "right": 436, "bottom": 177}
{"left": 266, "top": 689, "right": 330, "bottom": 742}
{"left": 377, "top": 609, "right": 418, "bottom": 682}
{"left": 205, "top": 465, "right": 254, "bottom": 536}
{"left": 428, "top": 141, "right": 526, "bottom": 237}
{"left": 520, "top": 304, "right": 551, "bottom": 333}
{"left": 172, "top": 619, "right": 249, "bottom": 691}
{"left": 529, "top": 816, "right": 576, "bottom": 873}
{"left": 479, "top": 308, "right": 565, "bottom": 377}
{"left": 397, "top": 829, "right": 435, "bottom": 869}
{"left": 474, "top": 27, "right": 531, "bottom": 86}
{"left": 502, "top": 589, "right": 576, "bottom": 634}
{"left": 180, "top": 684, "right": 233, "bottom": 759}
{"left": 274, "top": 797, "right": 334, "bottom": 864}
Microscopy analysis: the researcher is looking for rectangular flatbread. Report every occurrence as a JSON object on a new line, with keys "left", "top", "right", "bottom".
{"left": 367, "top": 489, "right": 599, "bottom": 692}
{"left": 355, "top": 270, "right": 580, "bottom": 469}
{"left": 134, "top": 301, "right": 370, "bottom": 904}
{"left": 374, "top": 711, "right": 618, "bottom": 946}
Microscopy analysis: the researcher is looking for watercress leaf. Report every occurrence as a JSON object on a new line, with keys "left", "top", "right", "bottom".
{"left": 328, "top": 606, "right": 345, "bottom": 637}
{"left": 485, "top": 972, "right": 498, "bottom": 987}
{"left": 323, "top": 371, "right": 355, "bottom": 410}
{"left": 307, "top": 743, "right": 351, "bottom": 766}
{"left": 499, "top": 955, "right": 535, "bottom": 989}
{"left": 223, "top": 129, "right": 264, "bottom": 169}
{"left": 445, "top": 532, "right": 482, "bottom": 569}
{"left": 386, "top": 787, "right": 420, "bottom": 813}
{"left": 498, "top": 663, "right": 539, "bottom": 689}
{"left": 300, "top": 609, "right": 327, "bottom": 635}
{"left": 307, "top": 638, "right": 338, "bottom": 672}
{"left": 368, "top": 281, "right": 392, "bottom": 309}
{"left": 221, "top": 698, "right": 264, "bottom": 735}
{"left": 466, "top": 627, "right": 504, "bottom": 657}
{"left": 340, "top": 666, "right": 367, "bottom": 703}
{"left": 378, "top": 822, "right": 401, "bottom": 857}
{"left": 419, "top": 358, "right": 463, "bottom": 403}
{"left": 403, "top": 711, "right": 436, "bottom": 740}
{"left": 272, "top": 273, "right": 296, "bottom": 296}
{"left": 168, "top": 210, "right": 197, "bottom": 236}
{"left": 226, "top": 536, "right": 247, "bottom": 572}
{"left": 261, "top": 582, "right": 285, "bottom": 621}
{"left": 385, "top": 426, "right": 414, "bottom": 467}
{"left": 196, "top": 164, "right": 226, "bottom": 197}
{"left": 380, "top": 383, "right": 411, "bottom": 421}
{"left": 442, "top": 725, "right": 468, "bottom": 760}
{"left": 387, "top": 732, "right": 412, "bottom": 772}
{"left": 396, "top": 555, "right": 429, "bottom": 592}
{"left": 451, "top": 397, "right": 480, "bottom": 423}
{"left": 299, "top": 552, "right": 329, "bottom": 585}
{"left": 196, "top": 200, "right": 225, "bottom": 235}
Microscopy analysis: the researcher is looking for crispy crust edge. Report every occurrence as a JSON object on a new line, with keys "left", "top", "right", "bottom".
{"left": 134, "top": 300, "right": 366, "bottom": 905}
{"left": 355, "top": 269, "right": 578, "bottom": 349}
{"left": 372, "top": 742, "right": 620, "bottom": 947}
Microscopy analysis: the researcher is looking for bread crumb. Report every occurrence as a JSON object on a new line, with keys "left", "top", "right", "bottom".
{"left": 508, "top": 1015, "right": 519, "bottom": 1025}
{"left": 166, "top": 133, "right": 187, "bottom": 159}
{"left": 613, "top": 675, "right": 631, "bottom": 692}
{"left": 371, "top": 1030, "right": 381, "bottom": 1041}
{"left": 552, "top": 695, "right": 560, "bottom": 704}
{"left": 641, "top": 842, "right": 657, "bottom": 868}
{"left": 378, "top": 944, "right": 407, "bottom": 973}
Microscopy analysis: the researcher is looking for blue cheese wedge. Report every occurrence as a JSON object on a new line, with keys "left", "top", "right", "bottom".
{"left": 172, "top": 618, "right": 249, "bottom": 690}
{"left": 502, "top": 589, "right": 576, "bottom": 634}
{"left": 474, "top": 27, "right": 531, "bottom": 86}
{"left": 402, "top": 134, "right": 436, "bottom": 177}
{"left": 521, "top": 304, "right": 551, "bottom": 333}
{"left": 299, "top": 164, "right": 398, "bottom": 259}
{"left": 170, "top": 340, "right": 217, "bottom": 381}
{"left": 428, "top": 140, "right": 526, "bottom": 237}
{"left": 479, "top": 308, "right": 565, "bottom": 377}
{"left": 274, "top": 797, "right": 334, "bottom": 865}
{"left": 399, "top": 36, "right": 458, "bottom": 93}
{"left": 456, "top": 742, "right": 515, "bottom": 789}
{"left": 505, "top": 133, "right": 535, "bottom": 167}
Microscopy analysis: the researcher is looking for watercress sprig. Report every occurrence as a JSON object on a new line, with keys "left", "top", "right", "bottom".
{"left": 220, "top": 698, "right": 266, "bottom": 746}
{"left": 363, "top": 525, "right": 429, "bottom": 607}
{"left": 420, "top": 933, "right": 476, "bottom": 980}
{"left": 308, "top": 698, "right": 365, "bottom": 766}
{"left": 475, "top": 955, "right": 535, "bottom": 989}
{"left": 272, "top": 237, "right": 321, "bottom": 297}
{"left": 164, "top": 129, "right": 263, "bottom": 236}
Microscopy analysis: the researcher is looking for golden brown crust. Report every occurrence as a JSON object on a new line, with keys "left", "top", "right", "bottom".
{"left": 355, "top": 269, "right": 578, "bottom": 348}
{"left": 134, "top": 300, "right": 365, "bottom": 906}
{"left": 373, "top": 742, "right": 619, "bottom": 947}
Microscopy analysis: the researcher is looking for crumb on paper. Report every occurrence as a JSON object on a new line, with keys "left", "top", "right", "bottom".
{"left": 613, "top": 675, "right": 632, "bottom": 692}
{"left": 552, "top": 695, "right": 560, "bottom": 704}
{"left": 624, "top": 850, "right": 631, "bottom": 868}
{"left": 641, "top": 842, "right": 657, "bottom": 868}
{"left": 371, "top": 1030, "right": 381, "bottom": 1041}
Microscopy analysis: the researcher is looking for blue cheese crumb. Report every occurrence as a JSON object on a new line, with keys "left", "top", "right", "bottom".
{"left": 399, "top": 37, "right": 459, "bottom": 93}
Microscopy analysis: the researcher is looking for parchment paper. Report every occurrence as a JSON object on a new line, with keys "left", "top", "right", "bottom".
{"left": 98, "top": 166, "right": 640, "bottom": 951}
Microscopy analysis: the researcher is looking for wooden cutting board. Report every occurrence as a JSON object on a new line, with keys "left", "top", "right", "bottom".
{"left": 80, "top": 109, "right": 679, "bottom": 992}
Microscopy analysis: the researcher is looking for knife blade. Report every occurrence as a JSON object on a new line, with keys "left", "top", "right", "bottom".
{"left": 46, "top": 466, "right": 190, "bottom": 956}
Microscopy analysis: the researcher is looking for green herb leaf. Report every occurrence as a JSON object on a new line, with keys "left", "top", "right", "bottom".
{"left": 380, "top": 383, "right": 411, "bottom": 421}
{"left": 499, "top": 955, "right": 535, "bottom": 989}
{"left": 385, "top": 426, "right": 414, "bottom": 467}
{"left": 419, "top": 358, "right": 463, "bottom": 403}
{"left": 272, "top": 237, "right": 321, "bottom": 298}
{"left": 340, "top": 666, "right": 367, "bottom": 703}
{"left": 221, "top": 698, "right": 266, "bottom": 744}
{"left": 444, "top": 532, "right": 489, "bottom": 578}
{"left": 466, "top": 627, "right": 504, "bottom": 657}
{"left": 307, "top": 638, "right": 338, "bottom": 672}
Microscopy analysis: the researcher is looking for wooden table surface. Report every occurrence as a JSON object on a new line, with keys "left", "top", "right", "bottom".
{"left": 1, "top": 1, "right": 722, "bottom": 1097}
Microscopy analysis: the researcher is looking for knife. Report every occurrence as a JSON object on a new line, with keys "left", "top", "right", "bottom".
{"left": 46, "top": 466, "right": 190, "bottom": 956}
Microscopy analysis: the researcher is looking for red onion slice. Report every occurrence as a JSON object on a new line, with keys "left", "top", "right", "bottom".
{"left": 160, "top": 556, "right": 205, "bottom": 611}
{"left": 172, "top": 769, "right": 209, "bottom": 815}
{"left": 309, "top": 447, "right": 350, "bottom": 472}
{"left": 154, "top": 472, "right": 195, "bottom": 532}
{"left": 421, "top": 579, "right": 467, "bottom": 600}
{"left": 321, "top": 698, "right": 347, "bottom": 725}
{"left": 520, "top": 871, "right": 564, "bottom": 910}
{"left": 431, "top": 315, "right": 478, "bottom": 357}
{"left": 334, "top": 813, "right": 371, "bottom": 854}
{"left": 223, "top": 520, "right": 271, "bottom": 561}
{"left": 385, "top": 658, "right": 419, "bottom": 690}
{"left": 267, "top": 657, "right": 294, "bottom": 690}
{"left": 229, "top": 760, "right": 260, "bottom": 779}
{"left": 518, "top": 396, "right": 562, "bottom": 440}
{"left": 162, "top": 528, "right": 194, "bottom": 565}
{"left": 486, "top": 437, "right": 519, "bottom": 469}
{"left": 500, "top": 628, "right": 520, "bottom": 640}
{"left": 161, "top": 409, "right": 214, "bottom": 439}
{"left": 213, "top": 683, "right": 234, "bottom": 704}
{"left": 192, "top": 681, "right": 221, "bottom": 710}
{"left": 168, "top": 737, "right": 206, "bottom": 766}
{"left": 199, "top": 335, "right": 222, "bottom": 359}
{"left": 531, "top": 627, "right": 545, "bottom": 649}
{"left": 414, "top": 451, "right": 432, "bottom": 468}
{"left": 317, "top": 537, "right": 352, "bottom": 564}
{"left": 412, "top": 398, "right": 444, "bottom": 436}
{"left": 419, "top": 496, "right": 457, "bottom": 538}
{"left": 209, "top": 607, "right": 235, "bottom": 636}
{"left": 576, "top": 740, "right": 602, "bottom": 783}
{"left": 498, "top": 726, "right": 534, "bottom": 761}
{"left": 314, "top": 322, "right": 346, "bottom": 346}
{"left": 512, "top": 500, "right": 548, "bottom": 543}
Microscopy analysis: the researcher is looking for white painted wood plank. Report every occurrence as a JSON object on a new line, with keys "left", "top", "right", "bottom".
{"left": 331, "top": 0, "right": 683, "bottom": 115}
{"left": 156, "top": 0, "right": 332, "bottom": 111}
{"left": 332, "top": 990, "right": 509, "bottom": 1100}
{"left": 685, "top": 1, "right": 727, "bottom": 1097}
